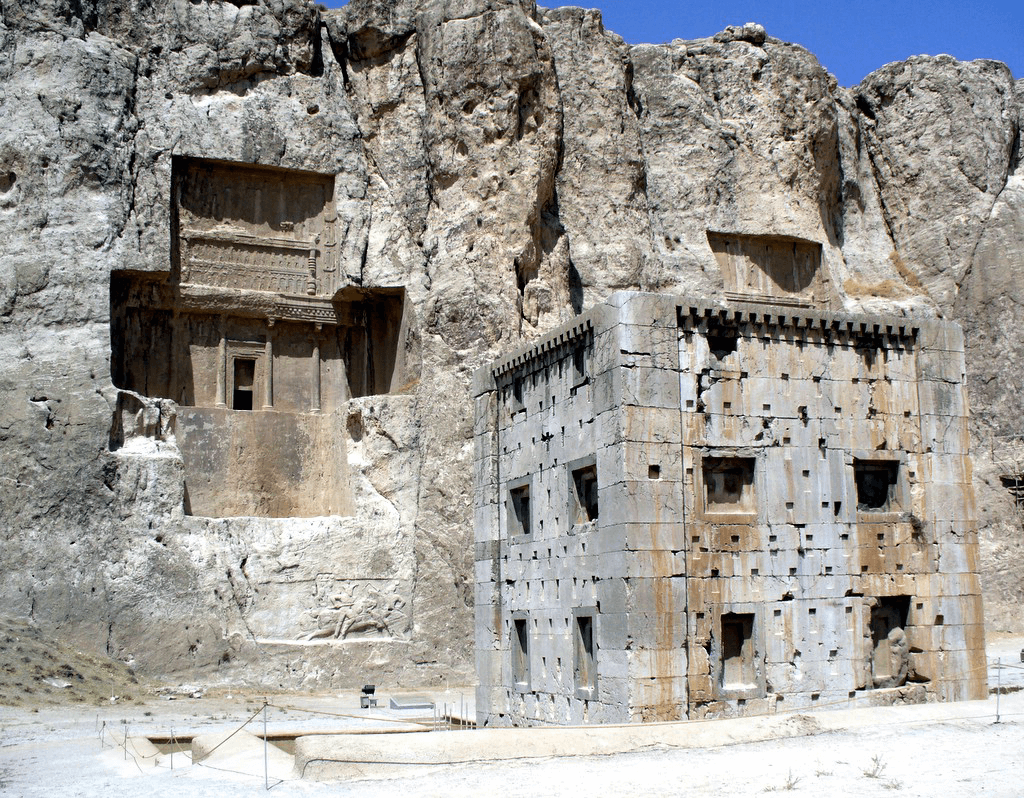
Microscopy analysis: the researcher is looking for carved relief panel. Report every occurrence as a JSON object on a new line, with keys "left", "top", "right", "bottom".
{"left": 708, "top": 232, "right": 831, "bottom": 308}
{"left": 296, "top": 577, "right": 410, "bottom": 642}
{"left": 174, "top": 158, "right": 339, "bottom": 297}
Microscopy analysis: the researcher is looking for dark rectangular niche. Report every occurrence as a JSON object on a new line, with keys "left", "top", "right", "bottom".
{"left": 870, "top": 595, "right": 911, "bottom": 688}
{"left": 512, "top": 616, "right": 530, "bottom": 689}
{"left": 232, "top": 359, "right": 256, "bottom": 410}
{"left": 574, "top": 613, "right": 597, "bottom": 695}
{"left": 854, "top": 459, "right": 900, "bottom": 512}
{"left": 705, "top": 324, "right": 739, "bottom": 360}
{"left": 1000, "top": 473, "right": 1024, "bottom": 509}
{"left": 708, "top": 232, "right": 827, "bottom": 308}
{"left": 721, "top": 612, "right": 756, "bottom": 688}
{"left": 703, "top": 456, "right": 756, "bottom": 513}
{"left": 508, "top": 483, "right": 531, "bottom": 538}
{"left": 109, "top": 271, "right": 176, "bottom": 401}
{"left": 337, "top": 287, "right": 409, "bottom": 397}
{"left": 570, "top": 462, "right": 599, "bottom": 525}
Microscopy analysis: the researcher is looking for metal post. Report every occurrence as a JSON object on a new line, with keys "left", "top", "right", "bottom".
{"left": 170, "top": 728, "right": 173, "bottom": 771}
{"left": 124, "top": 721, "right": 128, "bottom": 760}
{"left": 996, "top": 658, "right": 1001, "bottom": 723}
{"left": 263, "top": 700, "right": 269, "bottom": 789}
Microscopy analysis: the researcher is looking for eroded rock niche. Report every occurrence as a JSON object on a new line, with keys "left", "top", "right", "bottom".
{"left": 707, "top": 232, "right": 831, "bottom": 309}
{"left": 110, "top": 157, "right": 415, "bottom": 518}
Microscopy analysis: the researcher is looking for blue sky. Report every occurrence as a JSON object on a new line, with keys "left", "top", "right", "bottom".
{"left": 322, "top": 0, "right": 1022, "bottom": 87}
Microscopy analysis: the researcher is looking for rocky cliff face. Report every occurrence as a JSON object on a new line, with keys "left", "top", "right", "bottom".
{"left": 0, "top": 0, "right": 1020, "bottom": 687}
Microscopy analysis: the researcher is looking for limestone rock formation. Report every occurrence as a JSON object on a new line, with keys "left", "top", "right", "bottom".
{"left": 0, "top": 0, "right": 1020, "bottom": 687}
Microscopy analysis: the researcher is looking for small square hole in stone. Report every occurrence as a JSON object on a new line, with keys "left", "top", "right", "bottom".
{"left": 774, "top": 609, "right": 782, "bottom": 617}
{"left": 649, "top": 464, "right": 661, "bottom": 479}
{"left": 789, "top": 567, "right": 797, "bottom": 575}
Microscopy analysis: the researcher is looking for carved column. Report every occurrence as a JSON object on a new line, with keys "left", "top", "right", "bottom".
{"left": 168, "top": 308, "right": 178, "bottom": 404}
{"left": 323, "top": 210, "right": 337, "bottom": 295}
{"left": 306, "top": 234, "right": 320, "bottom": 296}
{"left": 311, "top": 323, "right": 322, "bottom": 413}
{"left": 263, "top": 318, "right": 275, "bottom": 409}
{"left": 216, "top": 315, "right": 227, "bottom": 407}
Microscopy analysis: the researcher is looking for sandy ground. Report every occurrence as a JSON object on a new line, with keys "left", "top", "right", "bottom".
{"left": 0, "top": 635, "right": 1022, "bottom": 797}
{"left": 0, "top": 618, "right": 141, "bottom": 707}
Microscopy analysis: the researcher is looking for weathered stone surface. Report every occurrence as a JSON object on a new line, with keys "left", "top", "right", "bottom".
{"left": 0, "top": 0, "right": 1020, "bottom": 689}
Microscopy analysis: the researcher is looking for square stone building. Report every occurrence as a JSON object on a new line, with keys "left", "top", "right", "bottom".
{"left": 473, "top": 291, "right": 986, "bottom": 725}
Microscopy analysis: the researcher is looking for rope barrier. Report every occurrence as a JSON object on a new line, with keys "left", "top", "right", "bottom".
{"left": 193, "top": 703, "right": 266, "bottom": 760}
{"left": 269, "top": 701, "right": 436, "bottom": 726}
{"left": 98, "top": 723, "right": 146, "bottom": 774}
{"left": 88, "top": 648, "right": 1022, "bottom": 788}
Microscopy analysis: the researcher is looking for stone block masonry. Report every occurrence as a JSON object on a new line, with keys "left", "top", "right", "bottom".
{"left": 474, "top": 291, "right": 986, "bottom": 725}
